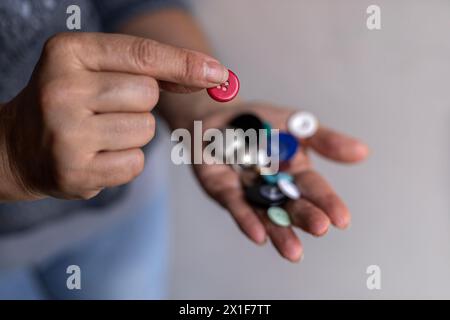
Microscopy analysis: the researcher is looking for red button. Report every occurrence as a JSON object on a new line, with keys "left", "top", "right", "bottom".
{"left": 207, "top": 69, "right": 240, "bottom": 102}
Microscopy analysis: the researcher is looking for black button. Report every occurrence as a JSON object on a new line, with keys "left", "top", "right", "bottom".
{"left": 259, "top": 185, "right": 286, "bottom": 201}
{"left": 229, "top": 113, "right": 264, "bottom": 131}
{"left": 244, "top": 184, "right": 288, "bottom": 208}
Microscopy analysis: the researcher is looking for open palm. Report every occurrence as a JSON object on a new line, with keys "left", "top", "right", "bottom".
{"left": 193, "top": 102, "right": 369, "bottom": 262}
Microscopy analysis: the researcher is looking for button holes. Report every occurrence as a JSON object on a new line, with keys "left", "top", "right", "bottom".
{"left": 216, "top": 81, "right": 230, "bottom": 92}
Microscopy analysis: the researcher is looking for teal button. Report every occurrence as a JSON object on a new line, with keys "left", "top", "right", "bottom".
{"left": 268, "top": 206, "right": 291, "bottom": 227}
{"left": 262, "top": 121, "right": 272, "bottom": 137}
{"left": 262, "top": 174, "right": 279, "bottom": 185}
{"left": 262, "top": 172, "right": 294, "bottom": 185}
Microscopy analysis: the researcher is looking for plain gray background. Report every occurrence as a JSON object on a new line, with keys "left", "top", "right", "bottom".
{"left": 165, "top": 0, "right": 450, "bottom": 299}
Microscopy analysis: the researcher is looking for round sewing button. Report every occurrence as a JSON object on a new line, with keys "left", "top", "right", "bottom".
{"left": 262, "top": 172, "right": 294, "bottom": 185}
{"left": 262, "top": 121, "right": 272, "bottom": 138}
{"left": 277, "top": 179, "right": 300, "bottom": 200}
{"left": 288, "top": 111, "right": 318, "bottom": 139}
{"left": 244, "top": 184, "right": 287, "bottom": 208}
{"left": 259, "top": 185, "right": 286, "bottom": 202}
{"left": 270, "top": 132, "right": 299, "bottom": 163}
{"left": 268, "top": 207, "right": 291, "bottom": 227}
{"left": 228, "top": 113, "right": 263, "bottom": 131}
{"left": 279, "top": 133, "right": 299, "bottom": 162}
{"left": 207, "top": 69, "right": 240, "bottom": 102}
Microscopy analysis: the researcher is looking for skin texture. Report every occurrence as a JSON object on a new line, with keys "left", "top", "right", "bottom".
{"left": 0, "top": 9, "right": 369, "bottom": 262}
{"left": 0, "top": 32, "right": 229, "bottom": 201}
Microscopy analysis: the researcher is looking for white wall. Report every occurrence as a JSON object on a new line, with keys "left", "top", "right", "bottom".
{"left": 167, "top": 0, "right": 450, "bottom": 299}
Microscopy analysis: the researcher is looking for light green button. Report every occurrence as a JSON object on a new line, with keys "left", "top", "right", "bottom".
{"left": 268, "top": 207, "right": 291, "bottom": 227}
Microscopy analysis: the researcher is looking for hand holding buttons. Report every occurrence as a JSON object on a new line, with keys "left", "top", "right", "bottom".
{"left": 226, "top": 110, "right": 318, "bottom": 227}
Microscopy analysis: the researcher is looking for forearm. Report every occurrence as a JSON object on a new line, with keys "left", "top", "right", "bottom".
{"left": 118, "top": 9, "right": 239, "bottom": 129}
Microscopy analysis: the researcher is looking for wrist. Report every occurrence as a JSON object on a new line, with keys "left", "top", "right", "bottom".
{"left": 0, "top": 102, "right": 17, "bottom": 200}
{"left": 0, "top": 100, "right": 40, "bottom": 201}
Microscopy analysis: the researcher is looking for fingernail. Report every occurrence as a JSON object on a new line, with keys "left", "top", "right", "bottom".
{"left": 335, "top": 215, "right": 351, "bottom": 230}
{"left": 256, "top": 235, "right": 268, "bottom": 246}
{"left": 289, "top": 250, "right": 304, "bottom": 263}
{"left": 314, "top": 226, "right": 329, "bottom": 237}
{"left": 336, "top": 218, "right": 351, "bottom": 230}
{"left": 355, "top": 144, "right": 370, "bottom": 159}
{"left": 205, "top": 61, "right": 228, "bottom": 84}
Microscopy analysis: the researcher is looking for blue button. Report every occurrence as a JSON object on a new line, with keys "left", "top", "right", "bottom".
{"left": 269, "top": 132, "right": 299, "bottom": 162}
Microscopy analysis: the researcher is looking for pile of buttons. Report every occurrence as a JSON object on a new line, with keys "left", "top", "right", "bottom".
{"left": 226, "top": 111, "right": 318, "bottom": 228}
{"left": 206, "top": 69, "right": 319, "bottom": 227}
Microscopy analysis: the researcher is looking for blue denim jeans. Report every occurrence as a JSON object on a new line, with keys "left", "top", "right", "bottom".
{"left": 0, "top": 190, "right": 170, "bottom": 300}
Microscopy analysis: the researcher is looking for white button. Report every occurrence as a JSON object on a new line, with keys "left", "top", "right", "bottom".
{"left": 287, "top": 111, "right": 318, "bottom": 139}
{"left": 277, "top": 179, "right": 301, "bottom": 200}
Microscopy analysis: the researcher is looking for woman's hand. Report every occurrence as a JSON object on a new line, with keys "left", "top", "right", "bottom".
{"left": 192, "top": 102, "right": 369, "bottom": 262}
{"left": 0, "top": 32, "right": 228, "bottom": 201}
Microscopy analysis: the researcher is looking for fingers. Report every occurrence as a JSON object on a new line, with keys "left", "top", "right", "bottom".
{"left": 220, "top": 187, "right": 305, "bottom": 262}
{"left": 196, "top": 164, "right": 267, "bottom": 245}
{"left": 70, "top": 33, "right": 229, "bottom": 88}
{"left": 89, "top": 148, "right": 145, "bottom": 188}
{"left": 158, "top": 81, "right": 200, "bottom": 94}
{"left": 259, "top": 211, "right": 303, "bottom": 262}
{"left": 296, "top": 170, "right": 351, "bottom": 229}
{"left": 220, "top": 187, "right": 304, "bottom": 262}
{"left": 222, "top": 189, "right": 267, "bottom": 245}
{"left": 86, "top": 112, "right": 155, "bottom": 152}
{"left": 309, "top": 127, "right": 369, "bottom": 163}
{"left": 285, "top": 198, "right": 331, "bottom": 237}
{"left": 92, "top": 73, "right": 160, "bottom": 113}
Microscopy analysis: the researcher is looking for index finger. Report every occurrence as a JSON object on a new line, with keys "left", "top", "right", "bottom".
{"left": 71, "top": 33, "right": 229, "bottom": 88}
